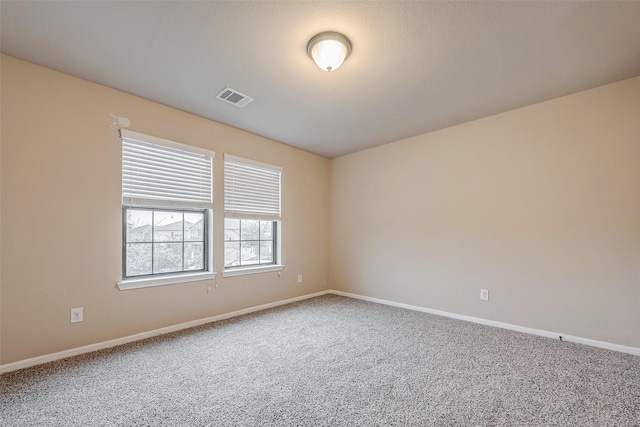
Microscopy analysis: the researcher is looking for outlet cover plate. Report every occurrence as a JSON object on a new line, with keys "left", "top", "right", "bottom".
{"left": 71, "top": 307, "right": 84, "bottom": 323}
{"left": 480, "top": 289, "right": 489, "bottom": 301}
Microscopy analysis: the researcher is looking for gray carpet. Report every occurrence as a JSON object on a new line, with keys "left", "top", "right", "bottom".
{"left": 1, "top": 294, "right": 639, "bottom": 426}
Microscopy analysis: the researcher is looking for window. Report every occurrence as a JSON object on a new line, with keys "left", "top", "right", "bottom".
{"left": 119, "top": 129, "right": 215, "bottom": 289}
{"left": 124, "top": 207, "right": 207, "bottom": 276}
{"left": 224, "top": 219, "right": 276, "bottom": 267}
{"left": 223, "top": 154, "right": 282, "bottom": 275}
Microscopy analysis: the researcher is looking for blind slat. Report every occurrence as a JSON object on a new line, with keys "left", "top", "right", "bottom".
{"left": 123, "top": 165, "right": 210, "bottom": 185}
{"left": 123, "top": 183, "right": 211, "bottom": 199}
{"left": 224, "top": 177, "right": 279, "bottom": 187}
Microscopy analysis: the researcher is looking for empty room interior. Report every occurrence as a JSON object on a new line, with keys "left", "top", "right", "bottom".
{"left": 1, "top": 1, "right": 639, "bottom": 426}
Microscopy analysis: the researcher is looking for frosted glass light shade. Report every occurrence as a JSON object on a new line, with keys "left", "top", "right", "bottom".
{"left": 307, "top": 32, "right": 352, "bottom": 72}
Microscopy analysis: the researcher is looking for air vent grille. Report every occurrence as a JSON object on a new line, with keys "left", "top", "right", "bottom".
{"left": 216, "top": 87, "right": 254, "bottom": 108}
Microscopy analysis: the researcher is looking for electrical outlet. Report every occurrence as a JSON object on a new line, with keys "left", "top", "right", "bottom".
{"left": 297, "top": 274, "right": 303, "bottom": 283}
{"left": 71, "top": 307, "right": 84, "bottom": 323}
{"left": 480, "top": 289, "right": 489, "bottom": 301}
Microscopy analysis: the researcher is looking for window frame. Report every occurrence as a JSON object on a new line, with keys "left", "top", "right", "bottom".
{"left": 224, "top": 218, "right": 278, "bottom": 269}
{"left": 122, "top": 206, "right": 209, "bottom": 280}
{"left": 118, "top": 130, "right": 216, "bottom": 290}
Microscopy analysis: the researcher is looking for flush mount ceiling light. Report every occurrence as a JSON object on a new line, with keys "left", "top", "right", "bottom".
{"left": 307, "top": 31, "right": 352, "bottom": 72}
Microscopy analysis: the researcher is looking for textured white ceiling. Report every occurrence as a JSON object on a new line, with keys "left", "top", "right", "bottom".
{"left": 2, "top": 1, "right": 639, "bottom": 158}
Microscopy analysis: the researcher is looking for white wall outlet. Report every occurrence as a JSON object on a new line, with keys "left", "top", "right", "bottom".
{"left": 71, "top": 307, "right": 84, "bottom": 323}
{"left": 297, "top": 274, "right": 303, "bottom": 283}
{"left": 480, "top": 289, "right": 489, "bottom": 301}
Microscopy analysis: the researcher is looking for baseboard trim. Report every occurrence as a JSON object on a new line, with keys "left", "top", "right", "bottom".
{"left": 0, "top": 290, "right": 331, "bottom": 374}
{"left": 329, "top": 290, "right": 640, "bottom": 356}
{"left": 2, "top": 288, "right": 636, "bottom": 374}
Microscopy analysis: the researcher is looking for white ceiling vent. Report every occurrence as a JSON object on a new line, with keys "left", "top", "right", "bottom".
{"left": 216, "top": 87, "right": 254, "bottom": 108}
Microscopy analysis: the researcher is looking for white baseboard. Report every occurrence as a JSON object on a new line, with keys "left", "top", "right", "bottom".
{"left": 0, "top": 290, "right": 331, "bottom": 374}
{"left": 2, "top": 288, "right": 636, "bottom": 374}
{"left": 329, "top": 290, "right": 640, "bottom": 357}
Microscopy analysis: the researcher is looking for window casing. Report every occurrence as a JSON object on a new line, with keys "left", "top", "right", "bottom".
{"left": 119, "top": 129, "right": 215, "bottom": 288}
{"left": 223, "top": 154, "right": 282, "bottom": 275}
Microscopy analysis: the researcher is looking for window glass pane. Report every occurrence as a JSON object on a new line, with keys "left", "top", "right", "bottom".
{"left": 154, "top": 211, "right": 183, "bottom": 242}
{"left": 126, "top": 243, "right": 152, "bottom": 276}
{"left": 241, "top": 219, "right": 259, "bottom": 240}
{"left": 124, "top": 207, "right": 209, "bottom": 279}
{"left": 260, "top": 221, "right": 273, "bottom": 240}
{"left": 224, "top": 241, "right": 240, "bottom": 267}
{"left": 184, "top": 242, "right": 204, "bottom": 271}
{"left": 241, "top": 241, "right": 260, "bottom": 266}
{"left": 260, "top": 241, "right": 274, "bottom": 263}
{"left": 225, "top": 218, "right": 240, "bottom": 241}
{"left": 223, "top": 218, "right": 278, "bottom": 269}
{"left": 126, "top": 210, "right": 152, "bottom": 243}
{"left": 153, "top": 242, "right": 182, "bottom": 274}
{"left": 185, "top": 212, "right": 204, "bottom": 242}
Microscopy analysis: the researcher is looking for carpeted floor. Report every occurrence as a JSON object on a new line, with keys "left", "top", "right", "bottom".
{"left": 1, "top": 294, "right": 639, "bottom": 426}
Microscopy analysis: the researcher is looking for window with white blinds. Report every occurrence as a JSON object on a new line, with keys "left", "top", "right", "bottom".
{"left": 121, "top": 129, "right": 214, "bottom": 209}
{"left": 224, "top": 154, "right": 282, "bottom": 220}
{"left": 119, "top": 129, "right": 216, "bottom": 289}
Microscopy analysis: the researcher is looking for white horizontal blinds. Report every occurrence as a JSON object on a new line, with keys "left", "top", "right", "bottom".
{"left": 121, "top": 129, "right": 214, "bottom": 209}
{"left": 224, "top": 154, "right": 282, "bottom": 220}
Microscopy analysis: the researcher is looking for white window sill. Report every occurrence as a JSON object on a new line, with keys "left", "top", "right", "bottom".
{"left": 222, "top": 264, "right": 284, "bottom": 278}
{"left": 117, "top": 272, "right": 217, "bottom": 290}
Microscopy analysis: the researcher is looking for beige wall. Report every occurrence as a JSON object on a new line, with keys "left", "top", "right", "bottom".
{"left": 0, "top": 55, "right": 331, "bottom": 364}
{"left": 2, "top": 54, "right": 638, "bottom": 366}
{"left": 330, "top": 76, "right": 640, "bottom": 348}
